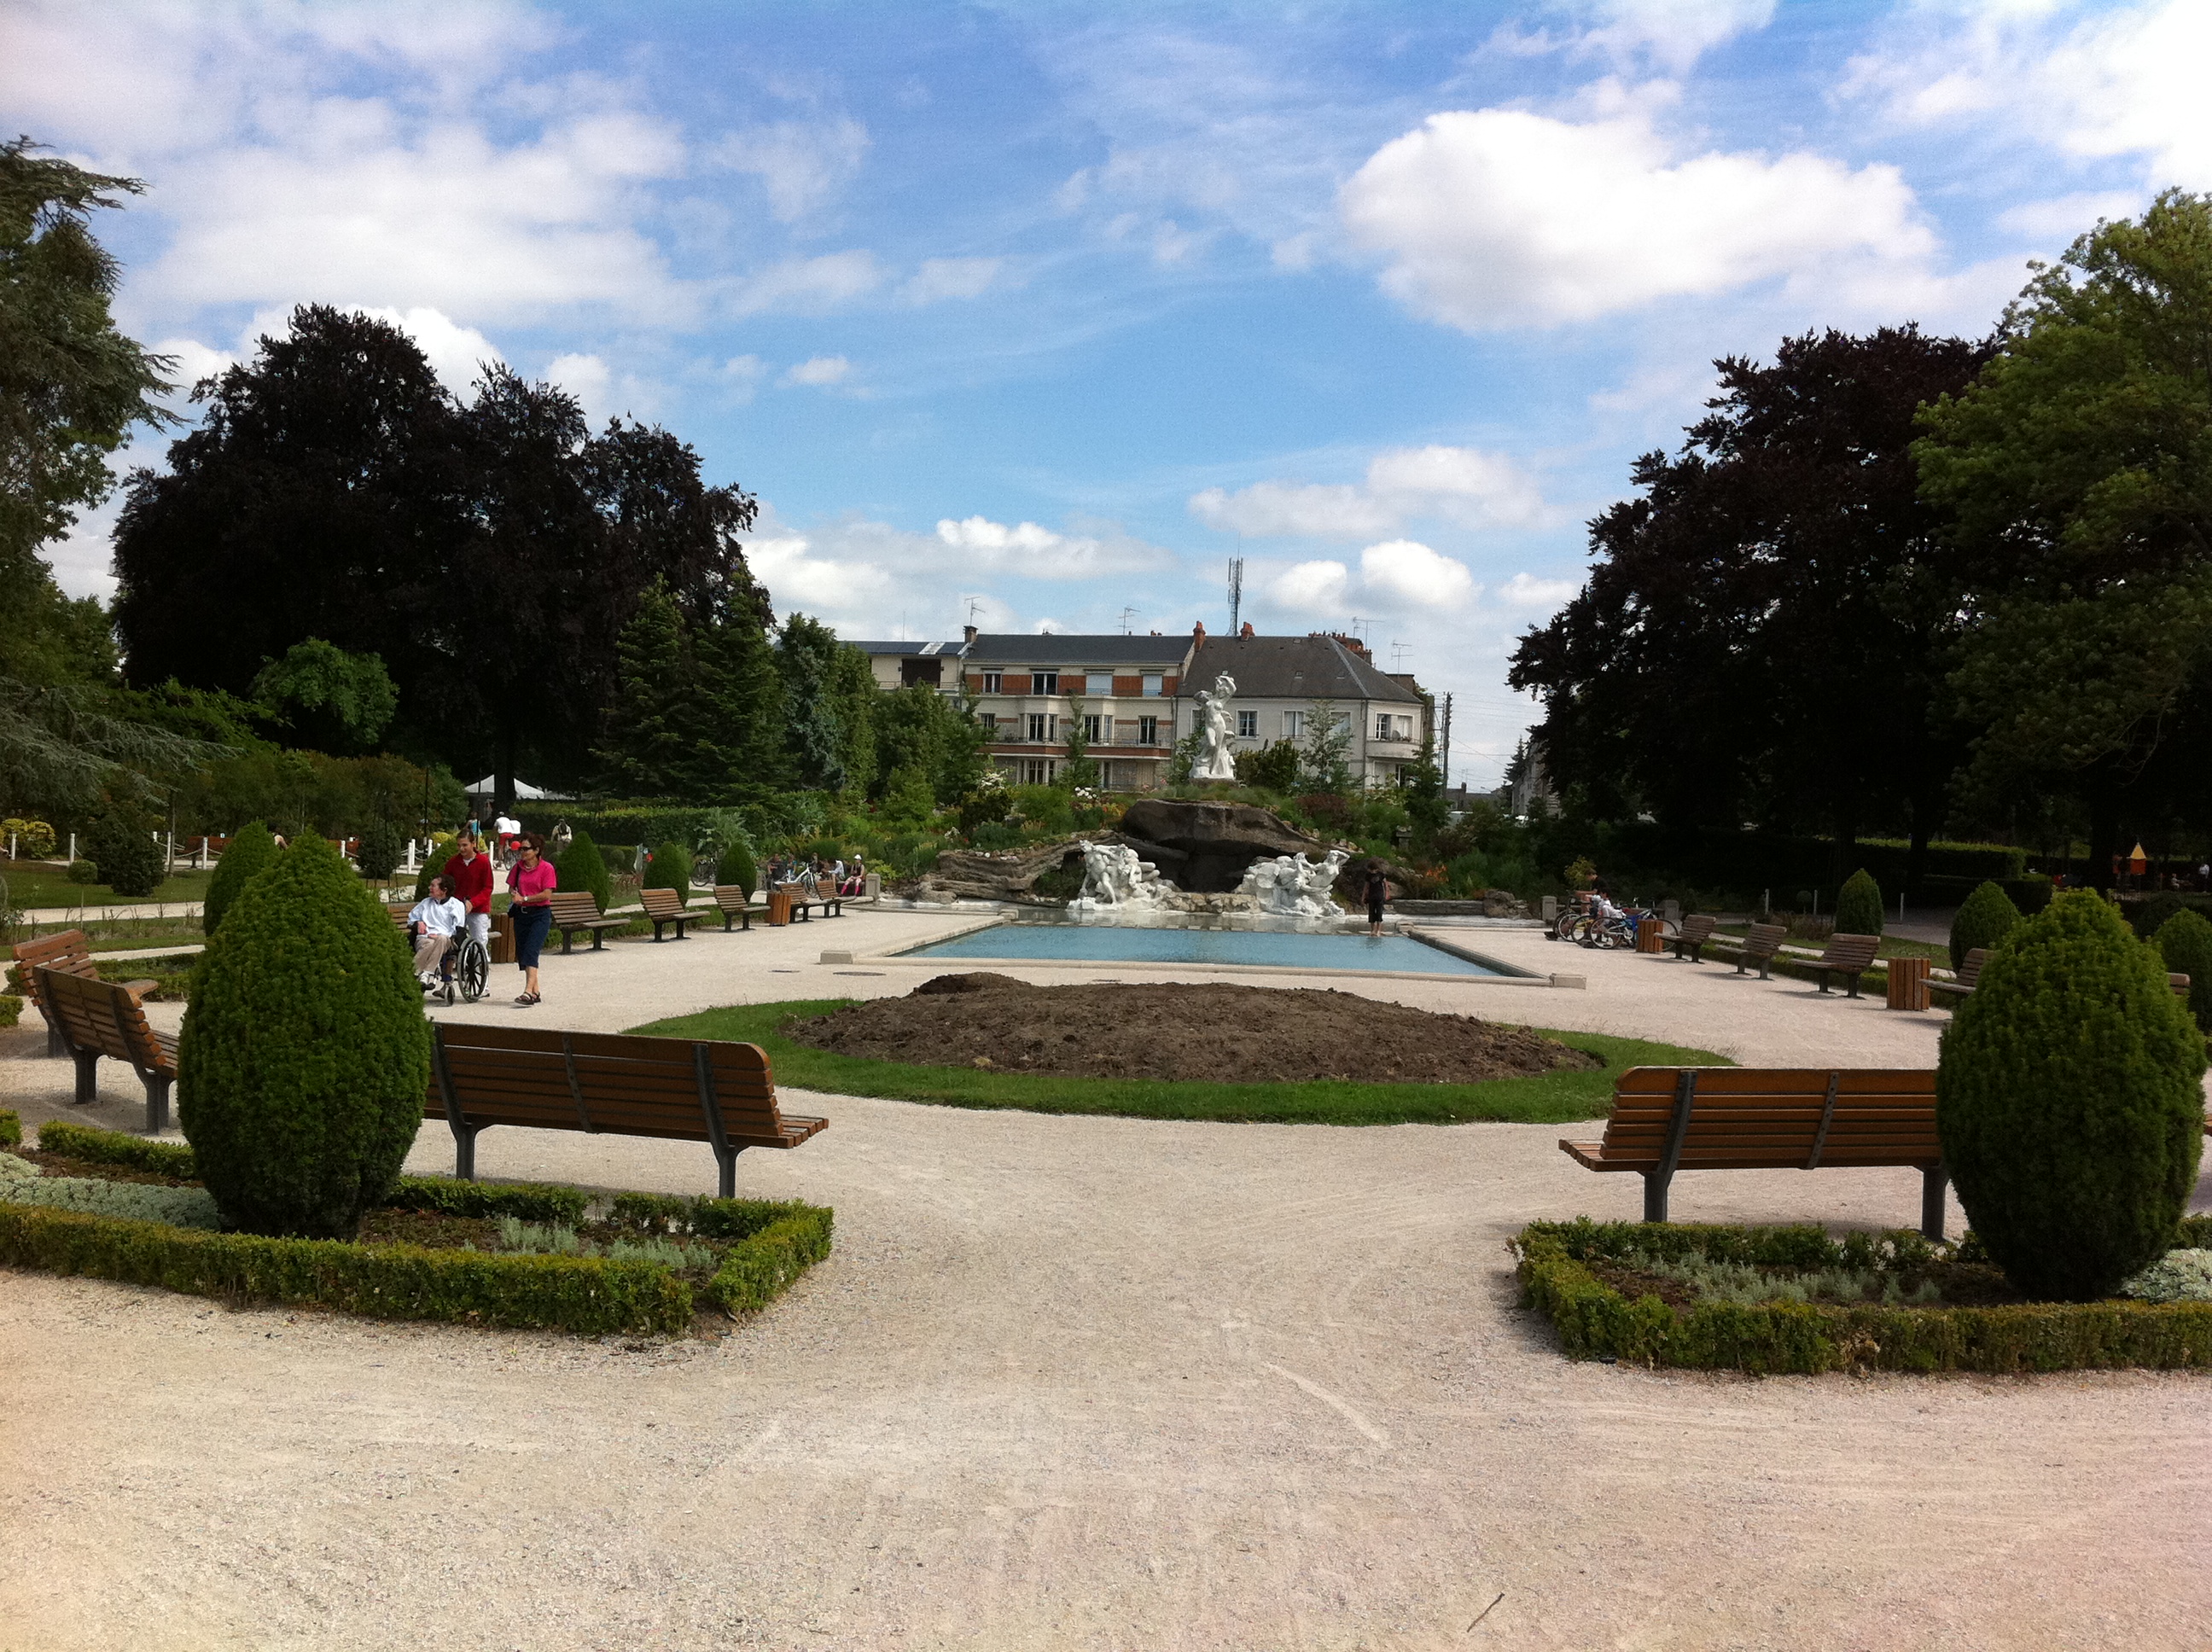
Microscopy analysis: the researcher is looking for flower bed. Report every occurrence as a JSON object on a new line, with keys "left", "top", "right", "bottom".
{"left": 0, "top": 1116, "right": 831, "bottom": 1335}
{"left": 1515, "top": 1217, "right": 2212, "bottom": 1375}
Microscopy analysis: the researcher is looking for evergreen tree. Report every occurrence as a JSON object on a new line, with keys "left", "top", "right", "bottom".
{"left": 1835, "top": 867, "right": 1884, "bottom": 936}
{"left": 84, "top": 795, "right": 163, "bottom": 897}
{"left": 597, "top": 581, "right": 697, "bottom": 796}
{"left": 1061, "top": 696, "right": 1098, "bottom": 789}
{"left": 2154, "top": 908, "right": 2212, "bottom": 1033}
{"left": 1298, "top": 700, "right": 1353, "bottom": 794}
{"left": 204, "top": 819, "right": 278, "bottom": 934}
{"left": 643, "top": 838, "right": 695, "bottom": 899}
{"left": 1949, "top": 879, "right": 2022, "bottom": 972}
{"left": 692, "top": 598, "right": 783, "bottom": 798}
{"left": 555, "top": 828, "right": 613, "bottom": 914}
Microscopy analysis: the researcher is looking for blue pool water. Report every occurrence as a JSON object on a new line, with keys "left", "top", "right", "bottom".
{"left": 902, "top": 924, "right": 1524, "bottom": 976}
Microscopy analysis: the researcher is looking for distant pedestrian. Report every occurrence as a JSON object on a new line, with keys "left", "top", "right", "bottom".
{"left": 1364, "top": 858, "right": 1388, "bottom": 938}
{"left": 506, "top": 832, "right": 556, "bottom": 1008}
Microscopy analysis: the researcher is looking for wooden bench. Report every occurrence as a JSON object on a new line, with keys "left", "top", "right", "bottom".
{"left": 35, "top": 966, "right": 178, "bottom": 1134}
{"left": 1731, "top": 922, "right": 1787, "bottom": 979}
{"left": 637, "top": 887, "right": 695, "bottom": 942}
{"left": 422, "top": 1024, "right": 827, "bottom": 1196}
{"left": 11, "top": 931, "right": 156, "bottom": 1058}
{"left": 1930, "top": 946, "right": 2191, "bottom": 1006}
{"left": 547, "top": 892, "right": 631, "bottom": 955}
{"left": 1668, "top": 914, "right": 1719, "bottom": 963}
{"left": 1561, "top": 1066, "right": 1947, "bottom": 1236}
{"left": 1804, "top": 933, "right": 1883, "bottom": 998}
{"left": 712, "top": 885, "right": 754, "bottom": 932}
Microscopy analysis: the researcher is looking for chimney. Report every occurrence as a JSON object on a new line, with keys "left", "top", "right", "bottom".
{"left": 1239, "top": 621, "right": 1254, "bottom": 637}
{"left": 1192, "top": 620, "right": 1207, "bottom": 640}
{"left": 963, "top": 624, "right": 977, "bottom": 644}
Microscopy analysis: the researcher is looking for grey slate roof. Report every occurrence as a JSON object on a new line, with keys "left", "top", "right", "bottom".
{"left": 1185, "top": 635, "right": 1423, "bottom": 703}
{"left": 963, "top": 633, "right": 1192, "bottom": 666}
{"left": 847, "top": 639, "right": 966, "bottom": 655}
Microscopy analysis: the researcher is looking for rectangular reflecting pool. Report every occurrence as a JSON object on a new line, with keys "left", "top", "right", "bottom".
{"left": 900, "top": 924, "right": 1528, "bottom": 977}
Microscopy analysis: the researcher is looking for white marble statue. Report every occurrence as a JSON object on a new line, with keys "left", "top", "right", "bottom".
{"left": 1192, "top": 673, "right": 1239, "bottom": 782}
{"left": 1236, "top": 846, "right": 1352, "bottom": 921}
{"left": 1068, "top": 840, "right": 1173, "bottom": 918}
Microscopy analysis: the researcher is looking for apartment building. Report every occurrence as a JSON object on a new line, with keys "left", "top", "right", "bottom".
{"left": 958, "top": 632, "right": 1191, "bottom": 790}
{"left": 1182, "top": 631, "right": 1431, "bottom": 788}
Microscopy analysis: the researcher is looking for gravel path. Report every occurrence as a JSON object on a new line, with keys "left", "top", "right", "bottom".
{"left": 5, "top": 912, "right": 2209, "bottom": 1650}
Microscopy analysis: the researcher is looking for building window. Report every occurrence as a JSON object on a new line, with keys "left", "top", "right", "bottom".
{"left": 1138, "top": 715, "right": 1159, "bottom": 746}
{"left": 1089, "top": 672, "right": 1115, "bottom": 695}
{"left": 1377, "top": 714, "right": 1401, "bottom": 741}
{"left": 1237, "top": 711, "right": 1257, "bottom": 738}
{"left": 1142, "top": 673, "right": 1162, "bottom": 696}
{"left": 1084, "top": 714, "right": 1103, "bottom": 742}
{"left": 979, "top": 713, "right": 998, "bottom": 733}
{"left": 1022, "top": 759, "right": 1054, "bottom": 785}
{"left": 1284, "top": 710, "right": 1304, "bottom": 740}
{"left": 1032, "top": 669, "right": 1059, "bottom": 695}
{"left": 1027, "top": 713, "right": 1049, "bottom": 742}
{"left": 981, "top": 671, "right": 1003, "bottom": 693}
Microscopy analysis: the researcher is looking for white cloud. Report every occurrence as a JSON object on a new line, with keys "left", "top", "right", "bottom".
{"left": 1190, "top": 445, "right": 1547, "bottom": 538}
{"left": 545, "top": 352, "right": 611, "bottom": 418}
{"left": 357, "top": 305, "right": 502, "bottom": 392}
{"left": 901, "top": 256, "right": 1004, "bottom": 305}
{"left": 725, "top": 252, "right": 885, "bottom": 317}
{"left": 1569, "top": 0, "right": 1775, "bottom": 73}
{"left": 1262, "top": 540, "right": 1477, "bottom": 616}
{"left": 1995, "top": 190, "right": 2145, "bottom": 241}
{"left": 1846, "top": 1, "right": 2212, "bottom": 190}
{"left": 708, "top": 118, "right": 870, "bottom": 222}
{"left": 934, "top": 515, "right": 1175, "bottom": 578}
{"left": 716, "top": 354, "right": 767, "bottom": 402}
{"left": 1339, "top": 100, "right": 1933, "bottom": 329}
{"left": 781, "top": 355, "right": 852, "bottom": 387}
{"left": 1498, "top": 571, "right": 1580, "bottom": 609}
{"left": 1267, "top": 560, "right": 1352, "bottom": 614}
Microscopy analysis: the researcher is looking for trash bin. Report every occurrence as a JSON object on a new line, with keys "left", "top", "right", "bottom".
{"left": 1635, "top": 917, "right": 1665, "bottom": 953}
{"left": 767, "top": 891, "right": 795, "bottom": 926}
{"left": 488, "top": 910, "right": 515, "bottom": 964}
{"left": 1886, "top": 955, "right": 1929, "bottom": 1011}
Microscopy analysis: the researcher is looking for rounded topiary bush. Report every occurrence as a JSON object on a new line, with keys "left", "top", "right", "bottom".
{"left": 204, "top": 820, "right": 278, "bottom": 936}
{"left": 64, "top": 858, "right": 97, "bottom": 885}
{"left": 1834, "top": 867, "right": 1883, "bottom": 937}
{"left": 84, "top": 802, "right": 165, "bottom": 898}
{"left": 1937, "top": 890, "right": 2206, "bottom": 1300}
{"left": 2155, "top": 908, "right": 2212, "bottom": 1033}
{"left": 643, "top": 839, "right": 694, "bottom": 898}
{"left": 716, "top": 840, "right": 758, "bottom": 897}
{"left": 178, "top": 835, "right": 431, "bottom": 1239}
{"left": 556, "top": 829, "right": 614, "bottom": 913}
{"left": 1949, "top": 878, "right": 2022, "bottom": 972}
{"left": 356, "top": 820, "right": 403, "bottom": 881}
{"left": 2128, "top": 891, "right": 2188, "bottom": 939}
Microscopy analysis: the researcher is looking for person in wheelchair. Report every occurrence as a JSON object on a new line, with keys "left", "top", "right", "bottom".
{"left": 408, "top": 875, "right": 468, "bottom": 992}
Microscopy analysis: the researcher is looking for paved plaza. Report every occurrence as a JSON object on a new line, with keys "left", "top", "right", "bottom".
{"left": 5, "top": 910, "right": 2210, "bottom": 1649}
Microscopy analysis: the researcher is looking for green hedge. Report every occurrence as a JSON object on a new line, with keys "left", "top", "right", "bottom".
{"left": 607, "top": 1191, "right": 836, "bottom": 1315}
{"left": 37, "top": 1120, "right": 197, "bottom": 1175}
{"left": 0, "top": 993, "right": 20, "bottom": 1028}
{"left": 1516, "top": 1219, "right": 2212, "bottom": 1374}
{"left": 0, "top": 1109, "right": 18, "bottom": 1147}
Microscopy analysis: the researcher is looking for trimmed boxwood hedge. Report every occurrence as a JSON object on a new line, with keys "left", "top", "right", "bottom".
{"left": 1516, "top": 1218, "right": 2212, "bottom": 1375}
{"left": 8, "top": 1121, "right": 832, "bottom": 1335}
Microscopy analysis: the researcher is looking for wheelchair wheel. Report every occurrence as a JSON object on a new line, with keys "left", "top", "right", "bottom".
{"left": 457, "top": 938, "right": 491, "bottom": 1003}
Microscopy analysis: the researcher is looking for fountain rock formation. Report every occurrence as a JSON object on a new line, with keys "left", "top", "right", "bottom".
{"left": 1116, "top": 798, "right": 1325, "bottom": 892}
{"left": 1236, "top": 847, "right": 1353, "bottom": 921}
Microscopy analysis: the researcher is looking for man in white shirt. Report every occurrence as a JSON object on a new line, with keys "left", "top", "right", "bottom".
{"left": 407, "top": 875, "right": 468, "bottom": 989}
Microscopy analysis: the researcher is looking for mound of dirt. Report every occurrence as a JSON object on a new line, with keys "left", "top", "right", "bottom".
{"left": 785, "top": 980, "right": 1602, "bottom": 1085}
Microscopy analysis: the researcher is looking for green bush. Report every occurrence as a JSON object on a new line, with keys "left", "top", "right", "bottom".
{"left": 203, "top": 820, "right": 278, "bottom": 935}
{"left": 413, "top": 830, "right": 459, "bottom": 899}
{"left": 1234, "top": 741, "right": 1301, "bottom": 794}
{"left": 0, "top": 994, "right": 19, "bottom": 1029}
{"left": 715, "top": 839, "right": 757, "bottom": 896}
{"left": 1834, "top": 866, "right": 1883, "bottom": 937}
{"left": 556, "top": 829, "right": 614, "bottom": 913}
{"left": 2155, "top": 908, "right": 2212, "bottom": 1032}
{"left": 643, "top": 839, "right": 693, "bottom": 898}
{"left": 0, "top": 1109, "right": 18, "bottom": 1147}
{"left": 1, "top": 1150, "right": 221, "bottom": 1227}
{"left": 1938, "top": 891, "right": 2207, "bottom": 1300}
{"left": 1949, "top": 878, "right": 2023, "bottom": 972}
{"left": 64, "top": 858, "right": 97, "bottom": 884}
{"left": 84, "top": 801, "right": 165, "bottom": 898}
{"left": 2126, "top": 891, "right": 2208, "bottom": 939}
{"left": 356, "top": 820, "right": 403, "bottom": 881}
{"left": 178, "top": 835, "right": 432, "bottom": 1240}
{"left": 38, "top": 1120, "right": 197, "bottom": 1175}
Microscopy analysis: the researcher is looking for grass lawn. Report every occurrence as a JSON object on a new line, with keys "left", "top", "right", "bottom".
{"left": 2, "top": 864, "right": 216, "bottom": 908}
{"left": 632, "top": 998, "right": 1732, "bottom": 1126}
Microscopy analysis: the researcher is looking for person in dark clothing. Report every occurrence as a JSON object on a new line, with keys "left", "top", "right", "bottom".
{"left": 1364, "top": 859, "right": 1389, "bottom": 937}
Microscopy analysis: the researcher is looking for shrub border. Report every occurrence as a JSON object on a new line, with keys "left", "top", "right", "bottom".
{"left": 1515, "top": 1218, "right": 2212, "bottom": 1375}
{"left": 3, "top": 1122, "right": 833, "bottom": 1335}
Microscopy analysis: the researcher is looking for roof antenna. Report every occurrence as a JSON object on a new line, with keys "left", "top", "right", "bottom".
{"left": 1391, "top": 640, "right": 1412, "bottom": 672}
{"left": 965, "top": 596, "right": 984, "bottom": 629}
{"left": 1118, "top": 605, "right": 1137, "bottom": 635}
{"left": 1227, "top": 554, "right": 1244, "bottom": 634}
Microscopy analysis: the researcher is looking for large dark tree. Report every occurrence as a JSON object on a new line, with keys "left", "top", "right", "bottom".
{"left": 1510, "top": 325, "right": 1989, "bottom": 888}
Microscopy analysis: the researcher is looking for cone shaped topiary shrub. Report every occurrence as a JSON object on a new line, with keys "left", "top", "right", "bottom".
{"left": 2155, "top": 908, "right": 2212, "bottom": 1033}
{"left": 1834, "top": 867, "right": 1883, "bottom": 938}
{"left": 85, "top": 800, "right": 166, "bottom": 898}
{"left": 1948, "top": 878, "right": 2022, "bottom": 973}
{"left": 556, "top": 829, "right": 613, "bottom": 914}
{"left": 203, "top": 820, "right": 278, "bottom": 936}
{"left": 644, "top": 839, "right": 693, "bottom": 899}
{"left": 716, "top": 841, "right": 757, "bottom": 898}
{"left": 1937, "top": 890, "right": 2206, "bottom": 1300}
{"left": 178, "top": 835, "right": 432, "bottom": 1239}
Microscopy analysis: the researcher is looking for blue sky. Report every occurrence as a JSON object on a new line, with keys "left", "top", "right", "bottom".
{"left": 11, "top": 0, "right": 2205, "bottom": 784}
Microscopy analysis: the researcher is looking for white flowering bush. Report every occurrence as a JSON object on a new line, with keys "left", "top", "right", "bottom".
{"left": 2122, "top": 1248, "right": 2212, "bottom": 1304}
{"left": 0, "top": 1151, "right": 222, "bottom": 1230}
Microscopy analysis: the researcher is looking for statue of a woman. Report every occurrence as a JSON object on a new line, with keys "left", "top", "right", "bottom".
{"left": 1193, "top": 673, "right": 1238, "bottom": 782}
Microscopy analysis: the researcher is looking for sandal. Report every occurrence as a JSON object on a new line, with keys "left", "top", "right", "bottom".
{"left": 514, "top": 992, "right": 540, "bottom": 1007}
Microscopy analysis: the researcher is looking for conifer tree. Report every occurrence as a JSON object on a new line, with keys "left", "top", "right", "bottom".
{"left": 597, "top": 581, "right": 697, "bottom": 796}
{"left": 204, "top": 818, "right": 277, "bottom": 934}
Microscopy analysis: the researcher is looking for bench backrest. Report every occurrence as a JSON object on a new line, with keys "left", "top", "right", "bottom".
{"left": 1743, "top": 922, "right": 1785, "bottom": 957}
{"left": 1678, "top": 914, "right": 1717, "bottom": 944}
{"left": 36, "top": 965, "right": 169, "bottom": 1073}
{"left": 11, "top": 928, "right": 96, "bottom": 1009}
{"left": 1817, "top": 933, "right": 1882, "bottom": 973}
{"left": 547, "top": 891, "right": 609, "bottom": 923}
{"left": 429, "top": 1024, "right": 789, "bottom": 1146}
{"left": 1599, "top": 1066, "right": 1939, "bottom": 1171}
{"left": 639, "top": 887, "right": 687, "bottom": 916}
{"left": 1956, "top": 947, "right": 1988, "bottom": 990}
{"left": 713, "top": 885, "right": 751, "bottom": 911}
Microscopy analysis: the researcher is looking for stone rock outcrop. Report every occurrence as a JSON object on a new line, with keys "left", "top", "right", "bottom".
{"left": 912, "top": 839, "right": 1081, "bottom": 903}
{"left": 1116, "top": 800, "right": 1327, "bottom": 893}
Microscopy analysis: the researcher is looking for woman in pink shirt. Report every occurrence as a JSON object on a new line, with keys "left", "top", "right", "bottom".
{"left": 506, "top": 832, "right": 558, "bottom": 1007}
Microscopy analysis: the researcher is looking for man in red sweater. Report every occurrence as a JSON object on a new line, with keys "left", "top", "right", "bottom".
{"left": 443, "top": 832, "right": 495, "bottom": 952}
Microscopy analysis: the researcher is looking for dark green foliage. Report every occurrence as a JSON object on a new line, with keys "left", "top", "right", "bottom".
{"left": 1234, "top": 740, "right": 1301, "bottom": 793}
{"left": 84, "top": 800, "right": 163, "bottom": 896}
{"left": 0, "top": 1109, "right": 18, "bottom": 1147}
{"left": 178, "top": 835, "right": 432, "bottom": 1239}
{"left": 383, "top": 1175, "right": 590, "bottom": 1224}
{"left": 202, "top": 819, "right": 276, "bottom": 935}
{"left": 37, "top": 1119, "right": 195, "bottom": 1175}
{"left": 1834, "top": 867, "right": 1883, "bottom": 937}
{"left": 715, "top": 840, "right": 757, "bottom": 894}
{"left": 1949, "top": 878, "right": 2023, "bottom": 971}
{"left": 2154, "top": 908, "right": 2212, "bottom": 1032}
{"left": 555, "top": 829, "right": 613, "bottom": 913}
{"left": 2129, "top": 891, "right": 2188, "bottom": 939}
{"left": 64, "top": 858, "right": 96, "bottom": 883}
{"left": 249, "top": 638, "right": 398, "bottom": 754}
{"left": 596, "top": 579, "right": 784, "bottom": 802}
{"left": 356, "top": 820, "right": 402, "bottom": 881}
{"left": 643, "top": 839, "right": 693, "bottom": 897}
{"left": 1938, "top": 892, "right": 2206, "bottom": 1300}
{"left": 1515, "top": 1220, "right": 2212, "bottom": 1373}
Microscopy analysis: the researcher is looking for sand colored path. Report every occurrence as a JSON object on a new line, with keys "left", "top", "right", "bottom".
{"left": 5, "top": 910, "right": 2209, "bottom": 1650}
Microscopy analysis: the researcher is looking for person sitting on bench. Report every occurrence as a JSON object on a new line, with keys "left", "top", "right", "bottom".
{"left": 407, "top": 875, "right": 468, "bottom": 992}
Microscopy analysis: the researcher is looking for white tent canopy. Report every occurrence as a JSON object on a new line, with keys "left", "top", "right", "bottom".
{"left": 462, "top": 777, "right": 568, "bottom": 801}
